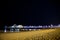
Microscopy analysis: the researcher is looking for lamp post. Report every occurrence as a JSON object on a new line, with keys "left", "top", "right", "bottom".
{"left": 4, "top": 26, "right": 7, "bottom": 32}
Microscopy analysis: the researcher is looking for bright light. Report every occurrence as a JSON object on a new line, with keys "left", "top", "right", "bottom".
{"left": 29, "top": 29, "right": 32, "bottom": 31}
{"left": 4, "top": 29, "right": 7, "bottom": 32}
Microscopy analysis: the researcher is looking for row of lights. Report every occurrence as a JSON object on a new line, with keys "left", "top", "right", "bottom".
{"left": 4, "top": 24, "right": 60, "bottom": 32}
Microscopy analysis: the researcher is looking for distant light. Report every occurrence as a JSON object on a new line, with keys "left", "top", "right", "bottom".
{"left": 48, "top": 26, "right": 50, "bottom": 27}
{"left": 33, "top": 29, "right": 36, "bottom": 31}
{"left": 4, "top": 29, "right": 6, "bottom": 32}
{"left": 4, "top": 26, "right": 7, "bottom": 32}
{"left": 15, "top": 29, "right": 20, "bottom": 32}
{"left": 51, "top": 24, "right": 53, "bottom": 27}
{"left": 29, "top": 29, "right": 32, "bottom": 31}
{"left": 39, "top": 26, "right": 42, "bottom": 28}
{"left": 22, "top": 29, "right": 25, "bottom": 30}
{"left": 10, "top": 29, "right": 14, "bottom": 32}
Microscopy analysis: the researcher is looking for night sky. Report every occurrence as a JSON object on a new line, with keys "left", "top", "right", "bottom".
{"left": 0, "top": 0, "right": 60, "bottom": 27}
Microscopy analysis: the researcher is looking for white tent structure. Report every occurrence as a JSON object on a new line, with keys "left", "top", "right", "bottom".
{"left": 15, "top": 25, "right": 23, "bottom": 32}
{"left": 10, "top": 24, "right": 23, "bottom": 32}
{"left": 10, "top": 25, "right": 15, "bottom": 32}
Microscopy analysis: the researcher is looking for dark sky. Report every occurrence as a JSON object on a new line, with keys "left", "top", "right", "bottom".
{"left": 0, "top": 0, "right": 60, "bottom": 27}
